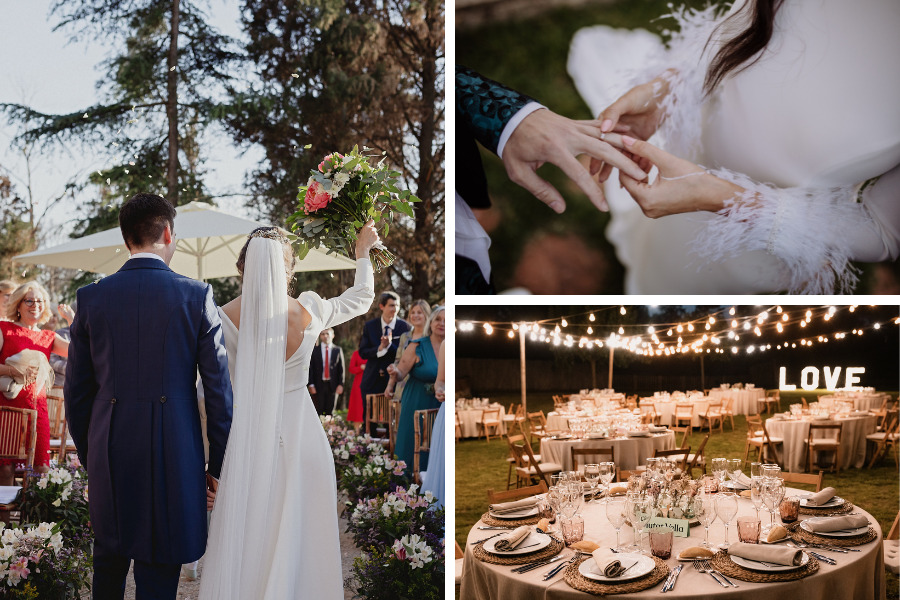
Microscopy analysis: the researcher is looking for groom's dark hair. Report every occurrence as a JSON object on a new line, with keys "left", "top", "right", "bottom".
{"left": 119, "top": 193, "right": 176, "bottom": 250}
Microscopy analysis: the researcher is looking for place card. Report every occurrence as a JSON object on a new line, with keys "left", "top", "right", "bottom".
{"left": 645, "top": 517, "right": 690, "bottom": 538}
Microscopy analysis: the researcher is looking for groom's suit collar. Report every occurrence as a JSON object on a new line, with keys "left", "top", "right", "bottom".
{"left": 119, "top": 256, "right": 173, "bottom": 273}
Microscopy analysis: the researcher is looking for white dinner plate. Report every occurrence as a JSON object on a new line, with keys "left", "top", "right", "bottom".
{"left": 799, "top": 496, "right": 844, "bottom": 508}
{"left": 483, "top": 532, "right": 551, "bottom": 556}
{"left": 800, "top": 519, "right": 868, "bottom": 537}
{"left": 730, "top": 552, "right": 809, "bottom": 572}
{"left": 579, "top": 553, "right": 656, "bottom": 582}
{"left": 488, "top": 506, "right": 539, "bottom": 519}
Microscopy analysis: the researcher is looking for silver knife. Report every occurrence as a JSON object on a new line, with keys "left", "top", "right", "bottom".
{"left": 662, "top": 564, "right": 683, "bottom": 592}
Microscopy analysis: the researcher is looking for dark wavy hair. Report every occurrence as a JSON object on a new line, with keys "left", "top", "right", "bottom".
{"left": 235, "top": 227, "right": 297, "bottom": 294}
{"left": 703, "top": 0, "right": 784, "bottom": 96}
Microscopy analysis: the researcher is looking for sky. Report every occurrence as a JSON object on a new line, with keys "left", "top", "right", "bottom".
{"left": 0, "top": 0, "right": 260, "bottom": 248}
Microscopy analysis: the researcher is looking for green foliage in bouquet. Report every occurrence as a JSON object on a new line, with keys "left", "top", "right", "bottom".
{"left": 287, "top": 146, "right": 421, "bottom": 272}
{"left": 19, "top": 466, "right": 91, "bottom": 553}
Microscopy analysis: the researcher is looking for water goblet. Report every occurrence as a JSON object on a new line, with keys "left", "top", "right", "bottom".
{"left": 584, "top": 464, "right": 601, "bottom": 501}
{"left": 711, "top": 458, "right": 728, "bottom": 487}
{"left": 750, "top": 477, "right": 764, "bottom": 521}
{"left": 715, "top": 492, "right": 739, "bottom": 550}
{"left": 599, "top": 462, "right": 616, "bottom": 501}
{"left": 750, "top": 462, "right": 761, "bottom": 478}
{"left": 762, "top": 478, "right": 785, "bottom": 533}
{"left": 727, "top": 458, "right": 743, "bottom": 487}
{"left": 606, "top": 498, "right": 627, "bottom": 551}
{"left": 696, "top": 495, "right": 717, "bottom": 548}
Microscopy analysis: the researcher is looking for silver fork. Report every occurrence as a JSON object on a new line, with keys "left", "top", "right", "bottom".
{"left": 704, "top": 560, "right": 739, "bottom": 587}
{"left": 691, "top": 560, "right": 728, "bottom": 588}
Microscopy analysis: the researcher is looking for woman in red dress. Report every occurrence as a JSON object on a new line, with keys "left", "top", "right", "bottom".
{"left": 346, "top": 350, "right": 367, "bottom": 432}
{"left": 0, "top": 282, "right": 73, "bottom": 484}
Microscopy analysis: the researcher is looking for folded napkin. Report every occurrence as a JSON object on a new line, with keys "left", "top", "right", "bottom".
{"left": 591, "top": 548, "right": 632, "bottom": 577}
{"left": 728, "top": 542, "right": 803, "bottom": 566}
{"left": 489, "top": 497, "right": 538, "bottom": 514}
{"left": 494, "top": 526, "right": 532, "bottom": 551}
{"left": 732, "top": 473, "right": 752, "bottom": 489}
{"left": 805, "top": 487, "right": 836, "bottom": 506}
{"left": 804, "top": 514, "right": 869, "bottom": 533}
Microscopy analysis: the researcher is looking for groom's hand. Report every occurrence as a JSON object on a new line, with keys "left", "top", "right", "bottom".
{"left": 206, "top": 473, "right": 218, "bottom": 511}
{"left": 502, "top": 108, "right": 647, "bottom": 213}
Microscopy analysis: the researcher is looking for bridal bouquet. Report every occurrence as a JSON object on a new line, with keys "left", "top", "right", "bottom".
{"left": 288, "top": 146, "right": 420, "bottom": 272}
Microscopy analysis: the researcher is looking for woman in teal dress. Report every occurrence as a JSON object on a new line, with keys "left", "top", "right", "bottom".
{"left": 386, "top": 306, "right": 445, "bottom": 472}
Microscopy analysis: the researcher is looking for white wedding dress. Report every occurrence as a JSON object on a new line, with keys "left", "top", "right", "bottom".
{"left": 567, "top": 0, "right": 900, "bottom": 293}
{"left": 199, "top": 238, "right": 374, "bottom": 600}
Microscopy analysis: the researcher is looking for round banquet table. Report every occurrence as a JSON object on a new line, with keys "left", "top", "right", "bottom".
{"left": 707, "top": 387, "right": 765, "bottom": 415}
{"left": 765, "top": 414, "right": 877, "bottom": 473}
{"left": 460, "top": 487, "right": 886, "bottom": 600}
{"left": 457, "top": 405, "right": 508, "bottom": 438}
{"left": 818, "top": 393, "right": 886, "bottom": 412}
{"left": 539, "top": 431, "right": 676, "bottom": 471}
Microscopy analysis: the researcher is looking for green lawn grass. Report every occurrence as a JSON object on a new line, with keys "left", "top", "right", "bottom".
{"left": 455, "top": 392, "right": 899, "bottom": 595}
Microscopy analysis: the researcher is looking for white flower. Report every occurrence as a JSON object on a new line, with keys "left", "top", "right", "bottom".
{"left": 0, "top": 546, "right": 14, "bottom": 561}
{"left": 340, "top": 450, "right": 349, "bottom": 460}
{"left": 34, "top": 523, "right": 54, "bottom": 539}
{"left": 333, "top": 172, "right": 350, "bottom": 187}
{"left": 424, "top": 491, "right": 434, "bottom": 503}
{"left": 1, "top": 530, "right": 17, "bottom": 546}
{"left": 49, "top": 533, "right": 63, "bottom": 552}
{"left": 36, "top": 478, "right": 48, "bottom": 490}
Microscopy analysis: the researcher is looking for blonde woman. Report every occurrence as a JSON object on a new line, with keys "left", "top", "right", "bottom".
{"left": 391, "top": 299, "right": 431, "bottom": 401}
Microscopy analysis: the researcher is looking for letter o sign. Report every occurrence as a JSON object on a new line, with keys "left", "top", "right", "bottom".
{"left": 801, "top": 367, "right": 819, "bottom": 391}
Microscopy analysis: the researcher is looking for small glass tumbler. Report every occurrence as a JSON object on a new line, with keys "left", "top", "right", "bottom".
{"left": 561, "top": 515, "right": 585, "bottom": 546}
{"left": 649, "top": 527, "right": 674, "bottom": 559}
{"left": 779, "top": 497, "right": 800, "bottom": 523}
{"left": 737, "top": 517, "right": 761, "bottom": 543}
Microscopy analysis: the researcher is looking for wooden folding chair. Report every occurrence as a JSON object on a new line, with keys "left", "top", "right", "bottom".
{"left": 508, "top": 437, "right": 561, "bottom": 488}
{"left": 885, "top": 511, "right": 900, "bottom": 575}
{"left": 699, "top": 401, "right": 723, "bottom": 433}
{"left": 670, "top": 424, "right": 691, "bottom": 449}
{"left": 504, "top": 433, "right": 542, "bottom": 490}
{"left": 867, "top": 409, "right": 899, "bottom": 468}
{"left": 479, "top": 407, "right": 502, "bottom": 442}
{"left": 781, "top": 470, "right": 824, "bottom": 492}
{"left": 413, "top": 408, "right": 439, "bottom": 485}
{"left": 570, "top": 447, "right": 614, "bottom": 471}
{"left": 527, "top": 411, "right": 550, "bottom": 440}
{"left": 455, "top": 409, "right": 462, "bottom": 441}
{"left": 639, "top": 400, "right": 660, "bottom": 426}
{"left": 686, "top": 434, "right": 710, "bottom": 477}
{"left": 46, "top": 387, "right": 75, "bottom": 462}
{"left": 673, "top": 403, "right": 694, "bottom": 428}
{"left": 720, "top": 397, "right": 736, "bottom": 431}
{"left": 617, "top": 469, "right": 637, "bottom": 483}
{"left": 654, "top": 446, "right": 691, "bottom": 470}
{"left": 806, "top": 422, "right": 843, "bottom": 472}
{"left": 744, "top": 414, "right": 782, "bottom": 465}
{"left": 0, "top": 406, "right": 38, "bottom": 518}
{"left": 365, "top": 394, "right": 392, "bottom": 449}
{"left": 488, "top": 481, "right": 549, "bottom": 504}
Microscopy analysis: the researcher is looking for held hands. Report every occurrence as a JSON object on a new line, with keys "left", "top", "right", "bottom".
{"left": 206, "top": 473, "right": 218, "bottom": 511}
{"left": 502, "top": 108, "right": 647, "bottom": 213}
{"left": 355, "top": 220, "right": 380, "bottom": 259}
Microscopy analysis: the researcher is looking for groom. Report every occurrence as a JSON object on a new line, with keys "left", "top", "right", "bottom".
{"left": 65, "top": 193, "right": 233, "bottom": 600}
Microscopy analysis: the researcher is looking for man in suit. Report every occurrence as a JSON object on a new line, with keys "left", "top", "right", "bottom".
{"left": 455, "top": 65, "right": 647, "bottom": 293}
{"left": 358, "top": 291, "right": 409, "bottom": 421}
{"left": 65, "top": 193, "right": 233, "bottom": 600}
{"left": 309, "top": 327, "right": 345, "bottom": 415}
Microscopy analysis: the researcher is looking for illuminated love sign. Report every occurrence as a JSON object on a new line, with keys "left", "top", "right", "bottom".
{"left": 778, "top": 367, "right": 865, "bottom": 391}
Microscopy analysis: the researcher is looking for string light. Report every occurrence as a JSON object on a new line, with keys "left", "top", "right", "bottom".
{"left": 589, "top": 313, "right": 596, "bottom": 322}
{"left": 620, "top": 306, "right": 627, "bottom": 315}
{"left": 561, "top": 319, "right": 568, "bottom": 328}
{"left": 507, "top": 330, "right": 515, "bottom": 338}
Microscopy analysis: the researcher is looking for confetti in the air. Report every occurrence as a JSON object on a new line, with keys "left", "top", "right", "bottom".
{"left": 83, "top": 113, "right": 89, "bottom": 119}
{"left": 291, "top": 73, "right": 299, "bottom": 78}
{"left": 170, "top": 66, "right": 176, "bottom": 71}
{"left": 106, "top": 178, "right": 110, "bottom": 185}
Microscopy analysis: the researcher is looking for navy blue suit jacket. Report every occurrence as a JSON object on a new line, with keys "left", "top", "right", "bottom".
{"left": 358, "top": 317, "right": 410, "bottom": 397}
{"left": 64, "top": 258, "right": 233, "bottom": 564}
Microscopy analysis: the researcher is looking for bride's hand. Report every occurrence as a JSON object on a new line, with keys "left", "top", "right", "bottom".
{"left": 355, "top": 220, "right": 380, "bottom": 259}
{"left": 591, "top": 74, "right": 672, "bottom": 182}
{"left": 617, "top": 136, "right": 746, "bottom": 218}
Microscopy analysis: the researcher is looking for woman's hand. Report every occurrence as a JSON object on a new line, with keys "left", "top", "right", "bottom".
{"left": 9, "top": 364, "right": 38, "bottom": 384}
{"left": 58, "top": 304, "right": 75, "bottom": 325}
{"left": 591, "top": 74, "right": 672, "bottom": 182}
{"left": 617, "top": 136, "right": 746, "bottom": 218}
{"left": 355, "top": 220, "right": 381, "bottom": 259}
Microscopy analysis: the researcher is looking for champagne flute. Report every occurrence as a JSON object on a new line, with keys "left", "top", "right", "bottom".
{"left": 715, "top": 492, "right": 739, "bottom": 550}
{"left": 606, "top": 498, "right": 627, "bottom": 551}
{"left": 762, "top": 478, "right": 785, "bottom": 533}
{"left": 599, "top": 461, "right": 616, "bottom": 502}
{"left": 584, "top": 464, "right": 601, "bottom": 502}
{"left": 697, "top": 494, "right": 717, "bottom": 548}
{"left": 567, "top": 481, "right": 585, "bottom": 516}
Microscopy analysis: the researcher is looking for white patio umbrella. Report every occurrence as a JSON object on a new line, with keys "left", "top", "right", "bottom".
{"left": 14, "top": 201, "right": 356, "bottom": 279}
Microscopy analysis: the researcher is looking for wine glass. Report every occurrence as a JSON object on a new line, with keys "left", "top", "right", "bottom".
{"left": 606, "top": 498, "right": 627, "bottom": 551}
{"left": 711, "top": 458, "right": 728, "bottom": 487}
{"left": 566, "top": 481, "right": 585, "bottom": 516}
{"left": 696, "top": 494, "right": 717, "bottom": 548}
{"left": 715, "top": 492, "right": 739, "bottom": 550}
{"left": 750, "top": 477, "right": 764, "bottom": 521}
{"left": 584, "top": 464, "right": 601, "bottom": 501}
{"left": 599, "top": 462, "right": 616, "bottom": 501}
{"left": 762, "top": 478, "right": 785, "bottom": 533}
{"left": 727, "top": 458, "right": 743, "bottom": 488}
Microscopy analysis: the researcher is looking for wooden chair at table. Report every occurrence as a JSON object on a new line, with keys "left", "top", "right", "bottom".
{"left": 765, "top": 390, "right": 782, "bottom": 414}
{"left": 552, "top": 395, "right": 566, "bottom": 409}
{"left": 487, "top": 481, "right": 549, "bottom": 504}
{"left": 616, "top": 469, "right": 637, "bottom": 483}
{"left": 455, "top": 409, "right": 463, "bottom": 441}
{"left": 0, "top": 407, "right": 38, "bottom": 521}
{"left": 502, "top": 403, "right": 519, "bottom": 432}
{"left": 673, "top": 402, "right": 694, "bottom": 428}
{"left": 780, "top": 470, "right": 824, "bottom": 492}
{"left": 670, "top": 424, "right": 691, "bottom": 450}
{"left": 866, "top": 409, "right": 899, "bottom": 468}
{"left": 639, "top": 400, "right": 660, "bottom": 426}
{"left": 884, "top": 511, "right": 900, "bottom": 576}
{"left": 45, "top": 388, "right": 76, "bottom": 463}
{"left": 479, "top": 407, "right": 502, "bottom": 442}
{"left": 570, "top": 447, "right": 614, "bottom": 472}
{"left": 654, "top": 446, "right": 692, "bottom": 470}
{"left": 365, "top": 393, "right": 392, "bottom": 450}
{"left": 508, "top": 436, "right": 561, "bottom": 488}
{"left": 504, "top": 433, "right": 543, "bottom": 490}
{"left": 805, "top": 422, "right": 843, "bottom": 473}
{"left": 720, "top": 397, "right": 736, "bottom": 431}
{"left": 871, "top": 397, "right": 889, "bottom": 430}
{"left": 412, "top": 408, "right": 439, "bottom": 485}
{"left": 389, "top": 399, "right": 402, "bottom": 455}
{"left": 743, "top": 414, "right": 783, "bottom": 466}
{"left": 685, "top": 434, "right": 710, "bottom": 477}
{"left": 455, "top": 541, "right": 465, "bottom": 593}
{"left": 527, "top": 411, "right": 550, "bottom": 439}
{"left": 699, "top": 401, "right": 723, "bottom": 434}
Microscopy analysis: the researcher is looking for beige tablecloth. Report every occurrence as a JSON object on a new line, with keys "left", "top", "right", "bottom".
{"left": 539, "top": 431, "right": 675, "bottom": 471}
{"left": 460, "top": 487, "right": 885, "bottom": 600}
{"left": 765, "top": 415, "right": 877, "bottom": 473}
{"left": 707, "top": 387, "right": 765, "bottom": 414}
{"left": 818, "top": 393, "right": 886, "bottom": 412}
{"left": 458, "top": 406, "right": 507, "bottom": 438}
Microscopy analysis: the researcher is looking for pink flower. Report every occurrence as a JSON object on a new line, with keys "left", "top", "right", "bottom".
{"left": 318, "top": 152, "right": 344, "bottom": 173}
{"left": 304, "top": 181, "right": 332, "bottom": 213}
{"left": 10, "top": 557, "right": 30, "bottom": 579}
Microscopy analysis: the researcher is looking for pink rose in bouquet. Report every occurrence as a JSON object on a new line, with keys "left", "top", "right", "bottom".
{"left": 303, "top": 181, "right": 333, "bottom": 214}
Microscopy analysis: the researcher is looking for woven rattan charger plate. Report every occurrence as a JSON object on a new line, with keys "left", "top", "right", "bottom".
{"left": 798, "top": 501, "right": 855, "bottom": 516}
{"left": 480, "top": 511, "right": 540, "bottom": 528}
{"left": 564, "top": 554, "right": 669, "bottom": 595}
{"left": 473, "top": 535, "right": 565, "bottom": 565}
{"left": 710, "top": 550, "right": 820, "bottom": 582}
{"left": 787, "top": 521, "right": 878, "bottom": 547}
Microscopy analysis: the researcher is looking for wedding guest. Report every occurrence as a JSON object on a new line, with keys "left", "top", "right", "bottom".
{"left": 0, "top": 282, "right": 74, "bottom": 484}
{"left": 346, "top": 350, "right": 367, "bottom": 433}
{"left": 420, "top": 339, "right": 445, "bottom": 507}
{"left": 392, "top": 299, "right": 431, "bottom": 401}
{"left": 387, "top": 306, "right": 444, "bottom": 473}
{"left": 358, "top": 291, "right": 410, "bottom": 428}
{"left": 455, "top": 65, "right": 647, "bottom": 293}
{"left": 0, "top": 280, "right": 16, "bottom": 320}
{"left": 309, "top": 328, "right": 345, "bottom": 416}
{"left": 49, "top": 309, "right": 72, "bottom": 397}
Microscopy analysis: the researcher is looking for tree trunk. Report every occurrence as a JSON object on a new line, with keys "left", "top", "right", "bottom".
{"left": 166, "top": 0, "right": 181, "bottom": 204}
{"left": 411, "top": 49, "right": 437, "bottom": 300}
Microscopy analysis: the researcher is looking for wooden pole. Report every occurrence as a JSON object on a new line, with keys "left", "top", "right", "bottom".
{"left": 590, "top": 358, "right": 597, "bottom": 389}
{"left": 519, "top": 326, "right": 527, "bottom": 413}
{"left": 700, "top": 353, "right": 706, "bottom": 391}
{"left": 608, "top": 346, "right": 615, "bottom": 389}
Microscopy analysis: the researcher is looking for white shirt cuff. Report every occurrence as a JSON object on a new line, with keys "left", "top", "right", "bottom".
{"left": 376, "top": 348, "right": 387, "bottom": 358}
{"left": 497, "top": 102, "right": 546, "bottom": 159}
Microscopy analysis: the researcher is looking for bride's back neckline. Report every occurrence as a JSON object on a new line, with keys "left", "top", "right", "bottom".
{"left": 220, "top": 295, "right": 312, "bottom": 361}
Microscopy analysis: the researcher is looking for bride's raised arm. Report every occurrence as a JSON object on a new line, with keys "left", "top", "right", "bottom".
{"left": 298, "top": 220, "right": 380, "bottom": 328}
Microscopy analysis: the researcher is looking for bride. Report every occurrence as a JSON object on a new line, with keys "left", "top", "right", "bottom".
{"left": 199, "top": 221, "right": 379, "bottom": 599}
{"left": 568, "top": 0, "right": 900, "bottom": 293}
